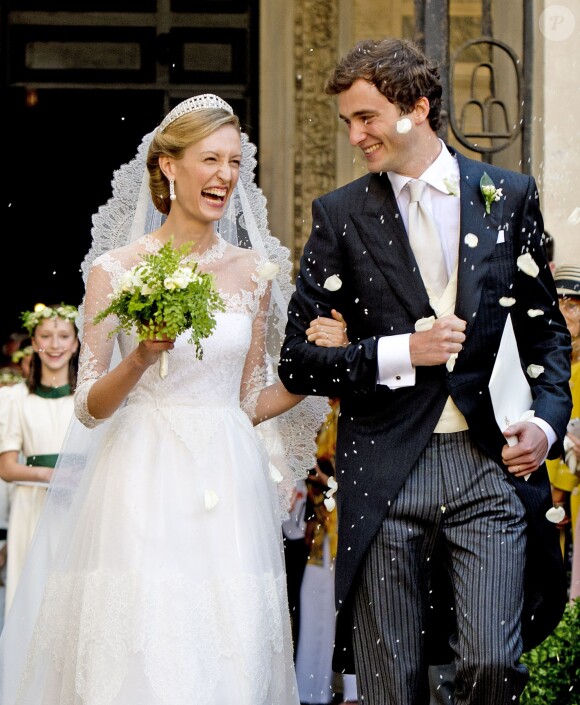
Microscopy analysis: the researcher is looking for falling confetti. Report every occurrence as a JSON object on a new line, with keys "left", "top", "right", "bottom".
{"left": 269, "top": 464, "right": 283, "bottom": 483}
{"left": 527, "top": 309, "right": 544, "bottom": 317}
{"left": 545, "top": 506, "right": 566, "bottom": 523}
{"left": 396, "top": 117, "right": 412, "bottom": 133}
{"left": 204, "top": 489, "right": 219, "bottom": 510}
{"left": 257, "top": 261, "right": 280, "bottom": 280}
{"left": 324, "top": 274, "right": 342, "bottom": 291}
{"left": 566, "top": 207, "right": 580, "bottom": 225}
{"left": 443, "top": 177, "right": 460, "bottom": 197}
{"left": 464, "top": 233, "right": 478, "bottom": 248}
{"left": 446, "top": 353, "right": 458, "bottom": 372}
{"left": 499, "top": 297, "right": 516, "bottom": 307}
{"left": 527, "top": 364, "right": 544, "bottom": 378}
{"left": 517, "top": 252, "right": 540, "bottom": 278}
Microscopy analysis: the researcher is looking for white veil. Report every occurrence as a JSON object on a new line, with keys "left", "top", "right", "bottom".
{"left": 77, "top": 96, "right": 329, "bottom": 514}
{"left": 0, "top": 95, "right": 329, "bottom": 704}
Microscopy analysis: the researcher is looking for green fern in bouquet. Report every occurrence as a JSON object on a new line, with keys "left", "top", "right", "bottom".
{"left": 93, "top": 238, "right": 225, "bottom": 375}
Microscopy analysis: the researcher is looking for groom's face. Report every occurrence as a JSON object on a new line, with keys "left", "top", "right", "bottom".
{"left": 337, "top": 78, "right": 413, "bottom": 175}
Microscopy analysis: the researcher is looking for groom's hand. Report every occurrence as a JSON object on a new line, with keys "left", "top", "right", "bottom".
{"left": 502, "top": 421, "right": 548, "bottom": 475}
{"left": 409, "top": 314, "right": 466, "bottom": 367}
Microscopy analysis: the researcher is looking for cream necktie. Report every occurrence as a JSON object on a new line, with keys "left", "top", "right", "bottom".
{"left": 406, "top": 179, "right": 448, "bottom": 299}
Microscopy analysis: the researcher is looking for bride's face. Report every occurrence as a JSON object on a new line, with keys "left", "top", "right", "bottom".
{"left": 174, "top": 123, "right": 242, "bottom": 224}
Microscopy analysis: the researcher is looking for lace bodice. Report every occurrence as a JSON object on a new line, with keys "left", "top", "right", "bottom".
{"left": 75, "top": 235, "right": 270, "bottom": 427}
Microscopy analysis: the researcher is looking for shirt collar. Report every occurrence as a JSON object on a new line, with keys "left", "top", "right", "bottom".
{"left": 388, "top": 140, "right": 459, "bottom": 199}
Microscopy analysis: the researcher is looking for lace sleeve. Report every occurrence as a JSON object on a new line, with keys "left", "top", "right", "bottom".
{"left": 235, "top": 263, "right": 330, "bottom": 519}
{"left": 239, "top": 274, "right": 270, "bottom": 419}
{"left": 74, "top": 256, "right": 119, "bottom": 429}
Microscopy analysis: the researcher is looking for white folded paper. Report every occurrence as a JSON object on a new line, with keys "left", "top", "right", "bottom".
{"left": 489, "top": 313, "right": 533, "bottom": 455}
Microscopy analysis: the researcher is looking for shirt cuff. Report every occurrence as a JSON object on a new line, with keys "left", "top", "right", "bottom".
{"left": 530, "top": 416, "right": 557, "bottom": 464}
{"left": 377, "top": 334, "right": 415, "bottom": 388}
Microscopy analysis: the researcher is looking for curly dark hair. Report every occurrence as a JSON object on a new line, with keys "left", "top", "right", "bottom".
{"left": 325, "top": 37, "right": 443, "bottom": 132}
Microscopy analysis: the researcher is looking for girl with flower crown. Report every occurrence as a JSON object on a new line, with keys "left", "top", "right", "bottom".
{"left": 0, "top": 303, "right": 79, "bottom": 617}
{"left": 0, "top": 97, "right": 345, "bottom": 705}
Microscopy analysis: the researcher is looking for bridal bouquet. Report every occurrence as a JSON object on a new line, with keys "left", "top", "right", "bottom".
{"left": 93, "top": 239, "right": 225, "bottom": 377}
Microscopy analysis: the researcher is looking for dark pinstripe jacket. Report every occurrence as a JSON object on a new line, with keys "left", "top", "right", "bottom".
{"left": 279, "top": 148, "right": 572, "bottom": 672}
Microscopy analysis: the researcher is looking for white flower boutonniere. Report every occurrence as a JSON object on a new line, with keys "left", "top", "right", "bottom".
{"left": 480, "top": 172, "right": 503, "bottom": 215}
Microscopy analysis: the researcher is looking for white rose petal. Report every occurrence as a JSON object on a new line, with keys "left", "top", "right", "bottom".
{"left": 443, "top": 177, "right": 459, "bottom": 197}
{"left": 446, "top": 352, "right": 458, "bottom": 372}
{"left": 257, "top": 261, "right": 280, "bottom": 280}
{"left": 517, "top": 252, "right": 540, "bottom": 278}
{"left": 415, "top": 316, "right": 435, "bottom": 332}
{"left": 323, "top": 274, "right": 342, "bottom": 291}
{"left": 567, "top": 207, "right": 580, "bottom": 225}
{"left": 527, "top": 309, "right": 544, "bottom": 318}
{"left": 527, "top": 364, "right": 544, "bottom": 378}
{"left": 499, "top": 297, "right": 516, "bottom": 307}
{"left": 396, "top": 117, "right": 412, "bottom": 134}
{"left": 464, "top": 233, "right": 478, "bottom": 248}
{"left": 269, "top": 464, "right": 284, "bottom": 483}
{"left": 323, "top": 496, "right": 336, "bottom": 512}
{"left": 327, "top": 476, "right": 338, "bottom": 491}
{"left": 545, "top": 506, "right": 566, "bottom": 524}
{"left": 204, "top": 489, "right": 219, "bottom": 511}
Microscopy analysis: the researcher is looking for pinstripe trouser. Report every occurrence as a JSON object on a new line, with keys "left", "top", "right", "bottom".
{"left": 351, "top": 431, "right": 529, "bottom": 705}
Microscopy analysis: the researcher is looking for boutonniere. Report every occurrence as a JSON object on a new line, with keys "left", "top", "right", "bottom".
{"left": 480, "top": 172, "right": 503, "bottom": 214}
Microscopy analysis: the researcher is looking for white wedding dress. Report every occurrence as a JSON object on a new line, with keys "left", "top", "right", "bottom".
{"left": 2, "top": 235, "right": 304, "bottom": 705}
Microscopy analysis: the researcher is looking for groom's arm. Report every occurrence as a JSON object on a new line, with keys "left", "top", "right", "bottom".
{"left": 509, "top": 174, "right": 572, "bottom": 458}
{"left": 279, "top": 198, "right": 381, "bottom": 398}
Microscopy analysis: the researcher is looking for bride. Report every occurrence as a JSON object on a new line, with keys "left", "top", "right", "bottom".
{"left": 0, "top": 95, "right": 345, "bottom": 705}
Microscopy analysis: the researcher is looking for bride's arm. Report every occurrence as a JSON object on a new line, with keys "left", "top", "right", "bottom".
{"left": 75, "top": 260, "right": 174, "bottom": 425}
{"left": 252, "top": 380, "right": 304, "bottom": 425}
{"left": 241, "top": 278, "right": 348, "bottom": 426}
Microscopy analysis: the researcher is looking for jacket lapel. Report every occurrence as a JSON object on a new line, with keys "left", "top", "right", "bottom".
{"left": 348, "top": 154, "right": 505, "bottom": 330}
{"left": 352, "top": 172, "right": 431, "bottom": 322}
{"left": 454, "top": 153, "right": 505, "bottom": 336}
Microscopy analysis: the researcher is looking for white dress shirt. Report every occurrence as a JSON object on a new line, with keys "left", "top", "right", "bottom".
{"left": 377, "top": 139, "right": 459, "bottom": 388}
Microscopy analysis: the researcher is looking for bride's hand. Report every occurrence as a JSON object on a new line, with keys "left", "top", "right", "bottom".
{"left": 134, "top": 337, "right": 175, "bottom": 368}
{"left": 306, "top": 309, "right": 349, "bottom": 347}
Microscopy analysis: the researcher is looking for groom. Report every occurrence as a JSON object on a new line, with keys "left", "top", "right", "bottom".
{"left": 279, "top": 37, "right": 572, "bottom": 704}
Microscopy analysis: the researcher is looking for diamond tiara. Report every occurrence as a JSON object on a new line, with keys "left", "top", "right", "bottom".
{"left": 158, "top": 94, "right": 234, "bottom": 132}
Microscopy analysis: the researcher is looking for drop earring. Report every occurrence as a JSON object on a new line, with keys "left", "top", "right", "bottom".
{"left": 169, "top": 178, "right": 176, "bottom": 202}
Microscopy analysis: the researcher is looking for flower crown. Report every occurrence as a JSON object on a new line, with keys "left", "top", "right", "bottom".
{"left": 158, "top": 94, "right": 234, "bottom": 132}
{"left": 21, "top": 303, "right": 78, "bottom": 335}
